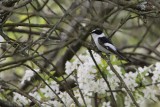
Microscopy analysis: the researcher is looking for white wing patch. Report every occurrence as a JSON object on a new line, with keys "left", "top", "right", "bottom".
{"left": 104, "top": 43, "right": 117, "bottom": 51}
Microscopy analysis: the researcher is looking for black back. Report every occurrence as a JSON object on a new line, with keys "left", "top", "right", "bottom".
{"left": 98, "top": 37, "right": 112, "bottom": 44}
{"left": 91, "top": 29, "right": 103, "bottom": 35}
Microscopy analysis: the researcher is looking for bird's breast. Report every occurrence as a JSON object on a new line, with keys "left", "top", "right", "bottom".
{"left": 92, "top": 35, "right": 110, "bottom": 53}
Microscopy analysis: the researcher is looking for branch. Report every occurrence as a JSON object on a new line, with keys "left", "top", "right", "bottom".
{"left": 88, "top": 49, "right": 117, "bottom": 107}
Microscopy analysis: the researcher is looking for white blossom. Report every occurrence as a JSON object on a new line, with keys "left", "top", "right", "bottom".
{"left": 142, "top": 86, "right": 159, "bottom": 101}
{"left": 65, "top": 61, "right": 76, "bottom": 75}
{"left": 136, "top": 92, "right": 146, "bottom": 107}
{"left": 13, "top": 92, "right": 31, "bottom": 105}
{"left": 124, "top": 95, "right": 133, "bottom": 107}
{"left": 106, "top": 66, "right": 121, "bottom": 89}
{"left": 21, "top": 69, "right": 39, "bottom": 85}
{"left": 102, "top": 101, "right": 111, "bottom": 107}
{"left": 66, "top": 51, "right": 108, "bottom": 94}
{"left": 124, "top": 72, "right": 138, "bottom": 91}
{"left": 29, "top": 80, "right": 59, "bottom": 102}
{"left": 40, "top": 80, "right": 59, "bottom": 98}
{"left": 29, "top": 91, "right": 41, "bottom": 101}
{"left": 152, "top": 62, "right": 160, "bottom": 83}
{"left": 15, "top": 49, "right": 160, "bottom": 107}
{"left": 74, "top": 90, "right": 92, "bottom": 106}
{"left": 155, "top": 62, "right": 160, "bottom": 71}
{"left": 59, "top": 92, "right": 73, "bottom": 106}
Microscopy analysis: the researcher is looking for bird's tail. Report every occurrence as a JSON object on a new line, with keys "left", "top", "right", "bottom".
{"left": 116, "top": 50, "right": 131, "bottom": 62}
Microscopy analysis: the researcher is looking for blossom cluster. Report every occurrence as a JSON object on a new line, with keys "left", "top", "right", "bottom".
{"left": 12, "top": 51, "right": 160, "bottom": 107}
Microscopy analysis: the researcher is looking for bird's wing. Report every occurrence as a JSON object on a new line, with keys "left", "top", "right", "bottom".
{"left": 98, "top": 37, "right": 131, "bottom": 62}
{"left": 98, "top": 37, "right": 112, "bottom": 44}
{"left": 98, "top": 37, "right": 116, "bottom": 53}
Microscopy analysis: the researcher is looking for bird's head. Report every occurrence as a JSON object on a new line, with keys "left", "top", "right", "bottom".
{"left": 91, "top": 28, "right": 103, "bottom": 35}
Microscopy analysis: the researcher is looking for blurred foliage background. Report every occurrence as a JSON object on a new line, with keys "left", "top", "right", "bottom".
{"left": 0, "top": 0, "right": 160, "bottom": 107}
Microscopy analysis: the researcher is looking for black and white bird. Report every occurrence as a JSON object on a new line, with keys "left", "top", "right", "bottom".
{"left": 91, "top": 28, "right": 130, "bottom": 62}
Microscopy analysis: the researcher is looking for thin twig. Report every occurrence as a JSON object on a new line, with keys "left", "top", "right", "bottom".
{"left": 88, "top": 49, "right": 117, "bottom": 107}
{"left": 104, "top": 57, "right": 139, "bottom": 107}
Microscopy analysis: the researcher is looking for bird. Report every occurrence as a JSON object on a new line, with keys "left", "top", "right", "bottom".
{"left": 91, "top": 28, "right": 130, "bottom": 62}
